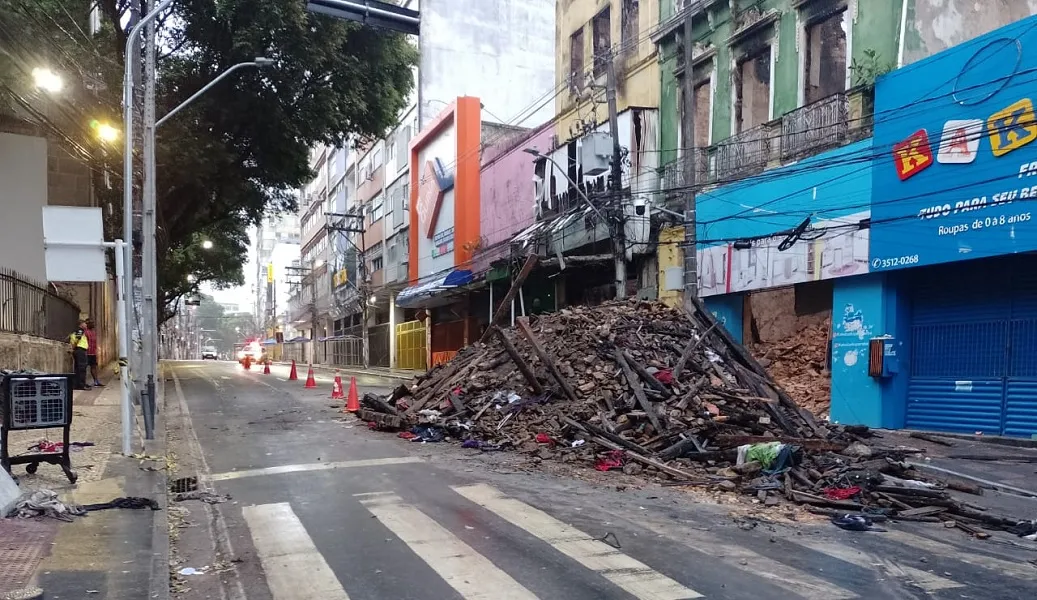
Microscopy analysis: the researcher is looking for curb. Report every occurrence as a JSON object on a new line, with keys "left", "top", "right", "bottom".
{"left": 147, "top": 367, "right": 170, "bottom": 600}
{"left": 900, "top": 428, "right": 1037, "bottom": 449}
{"left": 907, "top": 461, "right": 1037, "bottom": 499}
{"left": 0, "top": 587, "right": 43, "bottom": 600}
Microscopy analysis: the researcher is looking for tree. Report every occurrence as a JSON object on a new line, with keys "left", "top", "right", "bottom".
{"left": 1, "top": 0, "right": 417, "bottom": 323}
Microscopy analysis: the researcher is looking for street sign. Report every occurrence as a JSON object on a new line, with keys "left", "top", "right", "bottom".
{"left": 41, "top": 206, "right": 107, "bottom": 282}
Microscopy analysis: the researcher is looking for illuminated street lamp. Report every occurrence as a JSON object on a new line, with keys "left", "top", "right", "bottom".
{"left": 186, "top": 274, "right": 197, "bottom": 283}
{"left": 201, "top": 240, "right": 214, "bottom": 250}
{"left": 90, "top": 120, "right": 120, "bottom": 143}
{"left": 32, "top": 67, "right": 63, "bottom": 93}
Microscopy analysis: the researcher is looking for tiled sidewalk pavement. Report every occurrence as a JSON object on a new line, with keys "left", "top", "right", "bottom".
{"left": 1, "top": 375, "right": 166, "bottom": 599}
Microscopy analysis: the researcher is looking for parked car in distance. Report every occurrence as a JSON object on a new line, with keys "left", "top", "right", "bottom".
{"left": 201, "top": 346, "right": 219, "bottom": 360}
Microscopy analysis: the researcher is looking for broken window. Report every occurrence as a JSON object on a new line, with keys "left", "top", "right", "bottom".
{"left": 804, "top": 8, "right": 848, "bottom": 104}
{"left": 592, "top": 7, "right": 611, "bottom": 78}
{"left": 736, "top": 48, "right": 771, "bottom": 132}
{"left": 570, "top": 28, "right": 585, "bottom": 88}
{"left": 621, "top": 0, "right": 639, "bottom": 52}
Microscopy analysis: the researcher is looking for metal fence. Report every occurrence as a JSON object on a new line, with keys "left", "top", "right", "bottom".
{"left": 323, "top": 337, "right": 363, "bottom": 367}
{"left": 0, "top": 268, "right": 80, "bottom": 342}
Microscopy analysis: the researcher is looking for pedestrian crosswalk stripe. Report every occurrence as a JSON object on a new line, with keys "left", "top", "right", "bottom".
{"left": 792, "top": 537, "right": 962, "bottom": 592}
{"left": 210, "top": 456, "right": 423, "bottom": 481}
{"left": 360, "top": 493, "right": 537, "bottom": 599}
{"left": 882, "top": 529, "right": 1036, "bottom": 579}
{"left": 633, "top": 522, "right": 858, "bottom": 600}
{"left": 242, "top": 503, "right": 350, "bottom": 600}
{"left": 453, "top": 483, "right": 703, "bottom": 600}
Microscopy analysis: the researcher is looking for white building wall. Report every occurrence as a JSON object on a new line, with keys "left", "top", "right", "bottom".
{"left": 419, "top": 0, "right": 556, "bottom": 128}
{"left": 0, "top": 133, "right": 48, "bottom": 282}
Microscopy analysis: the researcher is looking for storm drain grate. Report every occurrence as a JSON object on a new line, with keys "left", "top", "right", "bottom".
{"left": 0, "top": 519, "right": 58, "bottom": 593}
{"left": 170, "top": 476, "right": 198, "bottom": 494}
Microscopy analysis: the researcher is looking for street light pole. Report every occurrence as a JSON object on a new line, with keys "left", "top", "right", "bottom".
{"left": 123, "top": 0, "right": 173, "bottom": 409}
{"left": 139, "top": 57, "right": 274, "bottom": 386}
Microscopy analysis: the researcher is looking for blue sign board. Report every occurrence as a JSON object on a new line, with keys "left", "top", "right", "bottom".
{"left": 870, "top": 17, "right": 1037, "bottom": 271}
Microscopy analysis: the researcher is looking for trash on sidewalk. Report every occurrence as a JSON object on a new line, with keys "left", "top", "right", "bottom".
{"left": 26, "top": 440, "right": 95, "bottom": 454}
{"left": 81, "top": 496, "right": 160, "bottom": 511}
{"left": 173, "top": 490, "right": 230, "bottom": 504}
{"left": 7, "top": 489, "right": 85, "bottom": 521}
{"left": 178, "top": 567, "right": 208, "bottom": 576}
{"left": 353, "top": 299, "right": 1033, "bottom": 531}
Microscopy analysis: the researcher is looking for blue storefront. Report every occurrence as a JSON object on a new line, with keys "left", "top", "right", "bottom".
{"left": 830, "top": 17, "right": 1037, "bottom": 437}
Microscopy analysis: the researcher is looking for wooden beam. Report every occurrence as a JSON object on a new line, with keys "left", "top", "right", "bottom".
{"left": 492, "top": 326, "right": 544, "bottom": 395}
{"left": 615, "top": 349, "right": 664, "bottom": 433}
{"left": 621, "top": 350, "right": 672, "bottom": 395}
{"left": 479, "top": 255, "right": 539, "bottom": 343}
{"left": 587, "top": 435, "right": 701, "bottom": 481}
{"left": 515, "top": 317, "right": 578, "bottom": 403}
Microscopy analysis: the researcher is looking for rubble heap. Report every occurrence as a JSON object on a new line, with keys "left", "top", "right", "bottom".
{"left": 361, "top": 299, "right": 1027, "bottom": 533}
{"left": 751, "top": 319, "right": 831, "bottom": 417}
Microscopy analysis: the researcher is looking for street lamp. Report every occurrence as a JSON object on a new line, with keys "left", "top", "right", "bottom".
{"left": 90, "top": 120, "right": 120, "bottom": 143}
{"left": 32, "top": 67, "right": 63, "bottom": 93}
{"left": 201, "top": 240, "right": 214, "bottom": 250}
{"left": 155, "top": 58, "right": 275, "bottom": 128}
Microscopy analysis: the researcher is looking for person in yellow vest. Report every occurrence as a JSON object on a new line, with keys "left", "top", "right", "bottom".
{"left": 69, "top": 319, "right": 90, "bottom": 390}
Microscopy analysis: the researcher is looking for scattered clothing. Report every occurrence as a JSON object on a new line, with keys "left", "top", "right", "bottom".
{"left": 654, "top": 369, "right": 674, "bottom": 385}
{"left": 831, "top": 514, "right": 884, "bottom": 532}
{"left": 28, "top": 440, "right": 95, "bottom": 454}
{"left": 82, "top": 496, "right": 160, "bottom": 511}
{"left": 824, "top": 486, "right": 863, "bottom": 501}
{"left": 535, "top": 433, "right": 554, "bottom": 445}
{"left": 8, "top": 489, "right": 85, "bottom": 521}
{"left": 595, "top": 450, "right": 625, "bottom": 472}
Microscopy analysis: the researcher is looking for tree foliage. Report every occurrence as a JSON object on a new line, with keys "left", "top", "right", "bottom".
{"left": 1, "top": 0, "right": 417, "bottom": 321}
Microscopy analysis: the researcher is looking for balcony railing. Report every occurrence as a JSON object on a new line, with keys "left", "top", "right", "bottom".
{"left": 659, "top": 149, "right": 708, "bottom": 200}
{"left": 780, "top": 92, "right": 850, "bottom": 162}
{"left": 710, "top": 125, "right": 772, "bottom": 183}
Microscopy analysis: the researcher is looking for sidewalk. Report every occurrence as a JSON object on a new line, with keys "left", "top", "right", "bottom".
{"left": 273, "top": 360, "right": 424, "bottom": 381}
{"left": 0, "top": 374, "right": 168, "bottom": 600}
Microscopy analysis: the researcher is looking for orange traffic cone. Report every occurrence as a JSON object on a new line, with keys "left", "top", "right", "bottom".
{"left": 304, "top": 365, "right": 317, "bottom": 388}
{"left": 263, "top": 360, "right": 271, "bottom": 375}
{"left": 345, "top": 376, "right": 360, "bottom": 413}
{"left": 243, "top": 356, "right": 251, "bottom": 371}
{"left": 288, "top": 360, "right": 298, "bottom": 381}
{"left": 331, "top": 372, "right": 345, "bottom": 399}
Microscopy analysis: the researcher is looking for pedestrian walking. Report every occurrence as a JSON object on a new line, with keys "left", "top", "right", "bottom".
{"left": 85, "top": 318, "right": 102, "bottom": 387}
{"left": 69, "top": 319, "right": 90, "bottom": 390}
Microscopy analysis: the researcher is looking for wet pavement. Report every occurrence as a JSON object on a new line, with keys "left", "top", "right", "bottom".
{"left": 168, "top": 360, "right": 1037, "bottom": 600}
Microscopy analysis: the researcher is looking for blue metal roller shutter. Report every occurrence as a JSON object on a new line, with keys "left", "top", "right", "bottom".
{"left": 1005, "top": 269, "right": 1037, "bottom": 437}
{"left": 906, "top": 256, "right": 1037, "bottom": 437}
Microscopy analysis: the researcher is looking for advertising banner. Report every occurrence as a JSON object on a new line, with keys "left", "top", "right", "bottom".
{"left": 695, "top": 141, "right": 872, "bottom": 297}
{"left": 870, "top": 17, "right": 1037, "bottom": 271}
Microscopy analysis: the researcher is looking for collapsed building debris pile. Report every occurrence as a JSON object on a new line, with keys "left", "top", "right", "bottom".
{"left": 750, "top": 319, "right": 831, "bottom": 418}
{"left": 361, "top": 297, "right": 1028, "bottom": 533}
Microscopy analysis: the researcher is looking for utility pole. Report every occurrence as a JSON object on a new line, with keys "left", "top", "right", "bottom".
{"left": 681, "top": 6, "right": 698, "bottom": 309}
{"left": 604, "top": 52, "right": 627, "bottom": 300}
{"left": 141, "top": 0, "right": 158, "bottom": 423}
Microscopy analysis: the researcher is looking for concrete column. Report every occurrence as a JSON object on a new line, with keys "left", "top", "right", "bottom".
{"left": 388, "top": 292, "right": 397, "bottom": 369}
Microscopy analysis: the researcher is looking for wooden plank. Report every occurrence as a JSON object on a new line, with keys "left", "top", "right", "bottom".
{"left": 621, "top": 350, "right": 672, "bottom": 395}
{"left": 561, "top": 416, "right": 650, "bottom": 456}
{"left": 492, "top": 326, "right": 544, "bottom": 395}
{"left": 614, "top": 348, "right": 664, "bottom": 433}
{"left": 515, "top": 318, "right": 579, "bottom": 403}
{"left": 586, "top": 435, "right": 701, "bottom": 481}
{"left": 478, "top": 255, "right": 539, "bottom": 343}
{"left": 897, "top": 506, "right": 947, "bottom": 518}
{"left": 672, "top": 322, "right": 717, "bottom": 381}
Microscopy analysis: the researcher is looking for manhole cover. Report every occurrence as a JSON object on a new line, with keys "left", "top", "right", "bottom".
{"left": 170, "top": 476, "right": 198, "bottom": 494}
{"left": 0, "top": 520, "right": 58, "bottom": 593}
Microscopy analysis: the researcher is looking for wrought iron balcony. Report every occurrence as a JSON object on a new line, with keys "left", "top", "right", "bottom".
{"left": 659, "top": 149, "right": 708, "bottom": 200}
{"left": 780, "top": 92, "right": 850, "bottom": 162}
{"left": 710, "top": 125, "right": 772, "bottom": 183}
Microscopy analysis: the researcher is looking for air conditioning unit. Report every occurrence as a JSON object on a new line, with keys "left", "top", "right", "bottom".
{"left": 581, "top": 132, "right": 613, "bottom": 177}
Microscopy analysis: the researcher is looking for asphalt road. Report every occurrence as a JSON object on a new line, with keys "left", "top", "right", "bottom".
{"left": 168, "top": 360, "right": 1037, "bottom": 600}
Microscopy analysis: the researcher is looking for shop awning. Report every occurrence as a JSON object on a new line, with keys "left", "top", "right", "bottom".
{"left": 396, "top": 269, "right": 474, "bottom": 308}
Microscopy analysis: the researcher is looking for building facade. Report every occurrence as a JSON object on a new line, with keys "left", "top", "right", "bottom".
{"left": 653, "top": 1, "right": 1037, "bottom": 438}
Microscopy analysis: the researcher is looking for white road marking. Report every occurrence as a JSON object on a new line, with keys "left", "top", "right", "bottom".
{"left": 453, "top": 484, "right": 703, "bottom": 600}
{"left": 793, "top": 537, "right": 962, "bottom": 592}
{"left": 883, "top": 529, "right": 1037, "bottom": 579}
{"left": 220, "top": 376, "right": 230, "bottom": 380}
{"left": 361, "top": 493, "right": 536, "bottom": 599}
{"left": 242, "top": 503, "right": 350, "bottom": 600}
{"left": 352, "top": 491, "right": 394, "bottom": 497}
{"left": 651, "top": 527, "right": 858, "bottom": 600}
{"left": 210, "top": 456, "right": 423, "bottom": 481}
